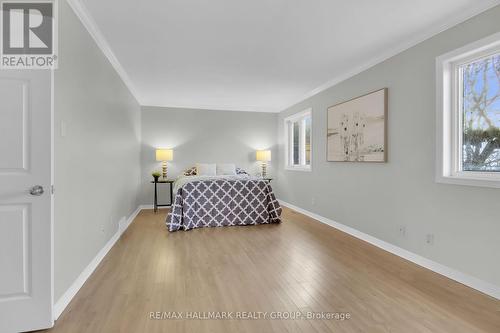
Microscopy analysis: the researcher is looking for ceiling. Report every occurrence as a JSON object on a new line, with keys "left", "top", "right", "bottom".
{"left": 81, "top": 0, "right": 499, "bottom": 112}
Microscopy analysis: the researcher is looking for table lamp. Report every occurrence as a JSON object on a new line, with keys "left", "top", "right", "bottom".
{"left": 155, "top": 149, "right": 173, "bottom": 180}
{"left": 256, "top": 150, "right": 271, "bottom": 178}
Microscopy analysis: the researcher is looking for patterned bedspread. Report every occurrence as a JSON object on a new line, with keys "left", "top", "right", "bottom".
{"left": 167, "top": 175, "right": 282, "bottom": 231}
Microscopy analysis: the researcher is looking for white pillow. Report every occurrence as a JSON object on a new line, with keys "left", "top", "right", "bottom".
{"left": 196, "top": 163, "right": 216, "bottom": 176}
{"left": 216, "top": 163, "right": 236, "bottom": 175}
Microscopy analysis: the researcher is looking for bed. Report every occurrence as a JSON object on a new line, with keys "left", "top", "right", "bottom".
{"left": 166, "top": 166, "right": 282, "bottom": 231}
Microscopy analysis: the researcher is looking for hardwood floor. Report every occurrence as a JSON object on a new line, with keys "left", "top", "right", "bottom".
{"left": 46, "top": 208, "right": 500, "bottom": 333}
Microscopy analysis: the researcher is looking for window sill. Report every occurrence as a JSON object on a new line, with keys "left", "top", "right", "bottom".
{"left": 436, "top": 174, "right": 500, "bottom": 189}
{"left": 285, "top": 166, "right": 312, "bottom": 172}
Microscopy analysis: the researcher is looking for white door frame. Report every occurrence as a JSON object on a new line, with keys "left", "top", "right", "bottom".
{"left": 50, "top": 69, "right": 55, "bottom": 324}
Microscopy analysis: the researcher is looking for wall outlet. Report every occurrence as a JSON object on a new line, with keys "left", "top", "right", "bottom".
{"left": 399, "top": 226, "right": 406, "bottom": 237}
{"left": 426, "top": 233, "right": 435, "bottom": 245}
{"left": 311, "top": 197, "right": 316, "bottom": 205}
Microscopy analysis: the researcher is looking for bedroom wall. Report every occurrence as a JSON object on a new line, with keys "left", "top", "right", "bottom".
{"left": 139, "top": 106, "right": 278, "bottom": 205}
{"left": 275, "top": 6, "right": 500, "bottom": 289}
{"left": 53, "top": 0, "right": 141, "bottom": 300}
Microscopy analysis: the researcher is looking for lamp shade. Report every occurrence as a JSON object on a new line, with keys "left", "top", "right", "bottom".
{"left": 156, "top": 149, "right": 173, "bottom": 161}
{"left": 256, "top": 150, "right": 271, "bottom": 162}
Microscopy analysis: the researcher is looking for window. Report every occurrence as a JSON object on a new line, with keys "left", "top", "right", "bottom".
{"left": 436, "top": 32, "right": 500, "bottom": 188}
{"left": 284, "top": 109, "right": 312, "bottom": 171}
{"left": 461, "top": 54, "right": 500, "bottom": 172}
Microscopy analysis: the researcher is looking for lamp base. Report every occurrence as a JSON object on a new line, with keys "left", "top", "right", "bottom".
{"left": 261, "top": 162, "right": 267, "bottom": 178}
{"left": 162, "top": 161, "right": 168, "bottom": 180}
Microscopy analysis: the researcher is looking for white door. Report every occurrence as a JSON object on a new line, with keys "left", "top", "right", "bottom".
{"left": 0, "top": 70, "right": 53, "bottom": 332}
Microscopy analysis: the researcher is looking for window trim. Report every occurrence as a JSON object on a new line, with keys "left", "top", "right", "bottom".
{"left": 284, "top": 108, "right": 312, "bottom": 172}
{"left": 436, "top": 32, "right": 500, "bottom": 188}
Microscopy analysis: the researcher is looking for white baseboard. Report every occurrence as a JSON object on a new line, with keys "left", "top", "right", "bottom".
{"left": 278, "top": 200, "right": 500, "bottom": 300}
{"left": 53, "top": 206, "right": 142, "bottom": 320}
{"left": 119, "top": 206, "right": 142, "bottom": 235}
{"left": 53, "top": 200, "right": 499, "bottom": 320}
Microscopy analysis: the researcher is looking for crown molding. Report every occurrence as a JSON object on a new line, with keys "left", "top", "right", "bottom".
{"left": 141, "top": 103, "right": 279, "bottom": 113}
{"left": 66, "top": 0, "right": 141, "bottom": 105}
{"left": 276, "top": 1, "right": 500, "bottom": 113}
{"left": 66, "top": 0, "right": 499, "bottom": 113}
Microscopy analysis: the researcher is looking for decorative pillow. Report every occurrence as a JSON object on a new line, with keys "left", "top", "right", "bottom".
{"left": 183, "top": 167, "right": 197, "bottom": 176}
{"left": 235, "top": 167, "right": 248, "bottom": 175}
{"left": 196, "top": 163, "right": 216, "bottom": 176}
{"left": 184, "top": 166, "right": 248, "bottom": 176}
{"left": 216, "top": 163, "right": 236, "bottom": 175}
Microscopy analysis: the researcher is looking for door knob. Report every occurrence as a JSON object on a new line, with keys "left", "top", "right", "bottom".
{"left": 30, "top": 185, "right": 44, "bottom": 196}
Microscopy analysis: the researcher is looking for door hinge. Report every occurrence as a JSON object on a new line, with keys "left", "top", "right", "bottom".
{"left": 51, "top": 185, "right": 55, "bottom": 194}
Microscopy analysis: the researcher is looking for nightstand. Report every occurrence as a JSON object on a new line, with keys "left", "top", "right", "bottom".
{"left": 150, "top": 179, "right": 174, "bottom": 213}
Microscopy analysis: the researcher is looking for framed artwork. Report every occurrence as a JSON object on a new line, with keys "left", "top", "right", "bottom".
{"left": 327, "top": 88, "right": 388, "bottom": 162}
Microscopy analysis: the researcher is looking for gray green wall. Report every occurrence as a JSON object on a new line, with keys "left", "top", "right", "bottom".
{"left": 275, "top": 6, "right": 500, "bottom": 288}
{"left": 54, "top": 0, "right": 141, "bottom": 300}
{"left": 53, "top": 1, "right": 500, "bottom": 301}
{"left": 139, "top": 106, "right": 278, "bottom": 205}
